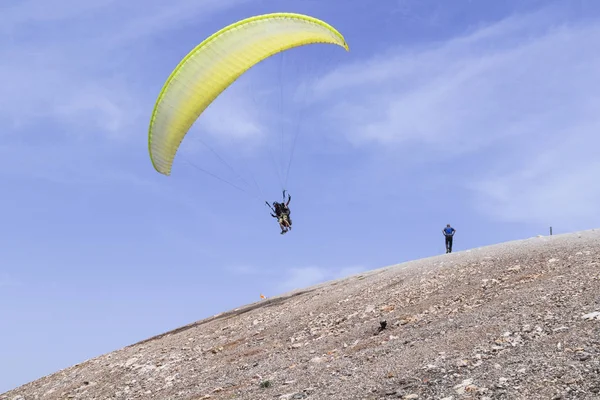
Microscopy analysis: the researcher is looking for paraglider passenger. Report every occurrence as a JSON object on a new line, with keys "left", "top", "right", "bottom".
{"left": 270, "top": 191, "right": 292, "bottom": 234}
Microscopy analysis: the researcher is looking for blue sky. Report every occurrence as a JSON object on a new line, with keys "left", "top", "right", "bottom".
{"left": 2, "top": 0, "right": 599, "bottom": 392}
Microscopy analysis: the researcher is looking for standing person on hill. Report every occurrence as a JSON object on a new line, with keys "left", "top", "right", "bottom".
{"left": 443, "top": 224, "right": 456, "bottom": 253}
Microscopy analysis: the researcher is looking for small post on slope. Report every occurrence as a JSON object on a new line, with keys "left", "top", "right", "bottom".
{"left": 549, "top": 226, "right": 553, "bottom": 235}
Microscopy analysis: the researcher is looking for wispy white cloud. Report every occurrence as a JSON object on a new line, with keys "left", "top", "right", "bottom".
{"left": 92, "top": 0, "right": 253, "bottom": 50}
{"left": 1, "top": 0, "right": 118, "bottom": 31}
{"left": 225, "top": 264, "right": 264, "bottom": 276}
{"left": 0, "top": 0, "right": 256, "bottom": 143}
{"left": 0, "top": 0, "right": 273, "bottom": 198}
{"left": 0, "top": 273, "right": 21, "bottom": 288}
{"left": 277, "top": 264, "right": 369, "bottom": 293}
{"left": 468, "top": 130, "right": 600, "bottom": 226}
{"left": 1, "top": 0, "right": 249, "bottom": 47}
{"left": 184, "top": 82, "right": 268, "bottom": 151}
{"left": 0, "top": 141, "right": 220, "bottom": 227}
{"left": 307, "top": 6, "right": 600, "bottom": 226}
{"left": 52, "top": 82, "right": 143, "bottom": 140}
{"left": 333, "top": 265, "right": 369, "bottom": 279}
{"left": 312, "top": 9, "right": 590, "bottom": 151}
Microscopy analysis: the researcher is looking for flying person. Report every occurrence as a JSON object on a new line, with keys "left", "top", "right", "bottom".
{"left": 443, "top": 224, "right": 456, "bottom": 253}
{"left": 270, "top": 191, "right": 292, "bottom": 234}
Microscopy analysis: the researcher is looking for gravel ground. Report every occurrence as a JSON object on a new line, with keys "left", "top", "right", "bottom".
{"left": 3, "top": 229, "right": 600, "bottom": 400}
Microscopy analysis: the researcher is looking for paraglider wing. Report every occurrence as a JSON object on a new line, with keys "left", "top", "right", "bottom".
{"left": 148, "top": 12, "right": 349, "bottom": 176}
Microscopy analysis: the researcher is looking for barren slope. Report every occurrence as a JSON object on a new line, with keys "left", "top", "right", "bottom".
{"left": 3, "top": 230, "right": 600, "bottom": 400}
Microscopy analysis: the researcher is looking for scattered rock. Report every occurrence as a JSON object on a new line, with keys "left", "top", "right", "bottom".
{"left": 577, "top": 352, "right": 591, "bottom": 361}
{"left": 455, "top": 359, "right": 468, "bottom": 367}
{"left": 454, "top": 379, "right": 475, "bottom": 395}
{"left": 125, "top": 358, "right": 138, "bottom": 367}
{"left": 582, "top": 312, "right": 600, "bottom": 321}
{"left": 375, "top": 320, "right": 387, "bottom": 335}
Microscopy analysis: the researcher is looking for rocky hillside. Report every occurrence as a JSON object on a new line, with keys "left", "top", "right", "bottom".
{"left": 3, "top": 230, "right": 600, "bottom": 400}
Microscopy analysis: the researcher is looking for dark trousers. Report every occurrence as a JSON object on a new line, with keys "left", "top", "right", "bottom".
{"left": 445, "top": 236, "right": 453, "bottom": 253}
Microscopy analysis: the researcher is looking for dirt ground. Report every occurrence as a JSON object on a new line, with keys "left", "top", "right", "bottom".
{"left": 3, "top": 229, "right": 600, "bottom": 400}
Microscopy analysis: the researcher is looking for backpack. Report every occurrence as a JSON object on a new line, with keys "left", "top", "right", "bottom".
{"left": 273, "top": 202, "right": 283, "bottom": 215}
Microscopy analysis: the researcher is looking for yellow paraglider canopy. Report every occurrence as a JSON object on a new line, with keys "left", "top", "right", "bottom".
{"left": 148, "top": 12, "right": 349, "bottom": 176}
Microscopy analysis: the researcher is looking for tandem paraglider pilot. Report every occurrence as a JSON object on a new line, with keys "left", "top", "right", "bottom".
{"left": 269, "top": 191, "right": 292, "bottom": 235}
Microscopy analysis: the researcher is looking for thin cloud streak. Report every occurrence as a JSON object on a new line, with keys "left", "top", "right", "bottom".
{"left": 306, "top": 8, "right": 600, "bottom": 226}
